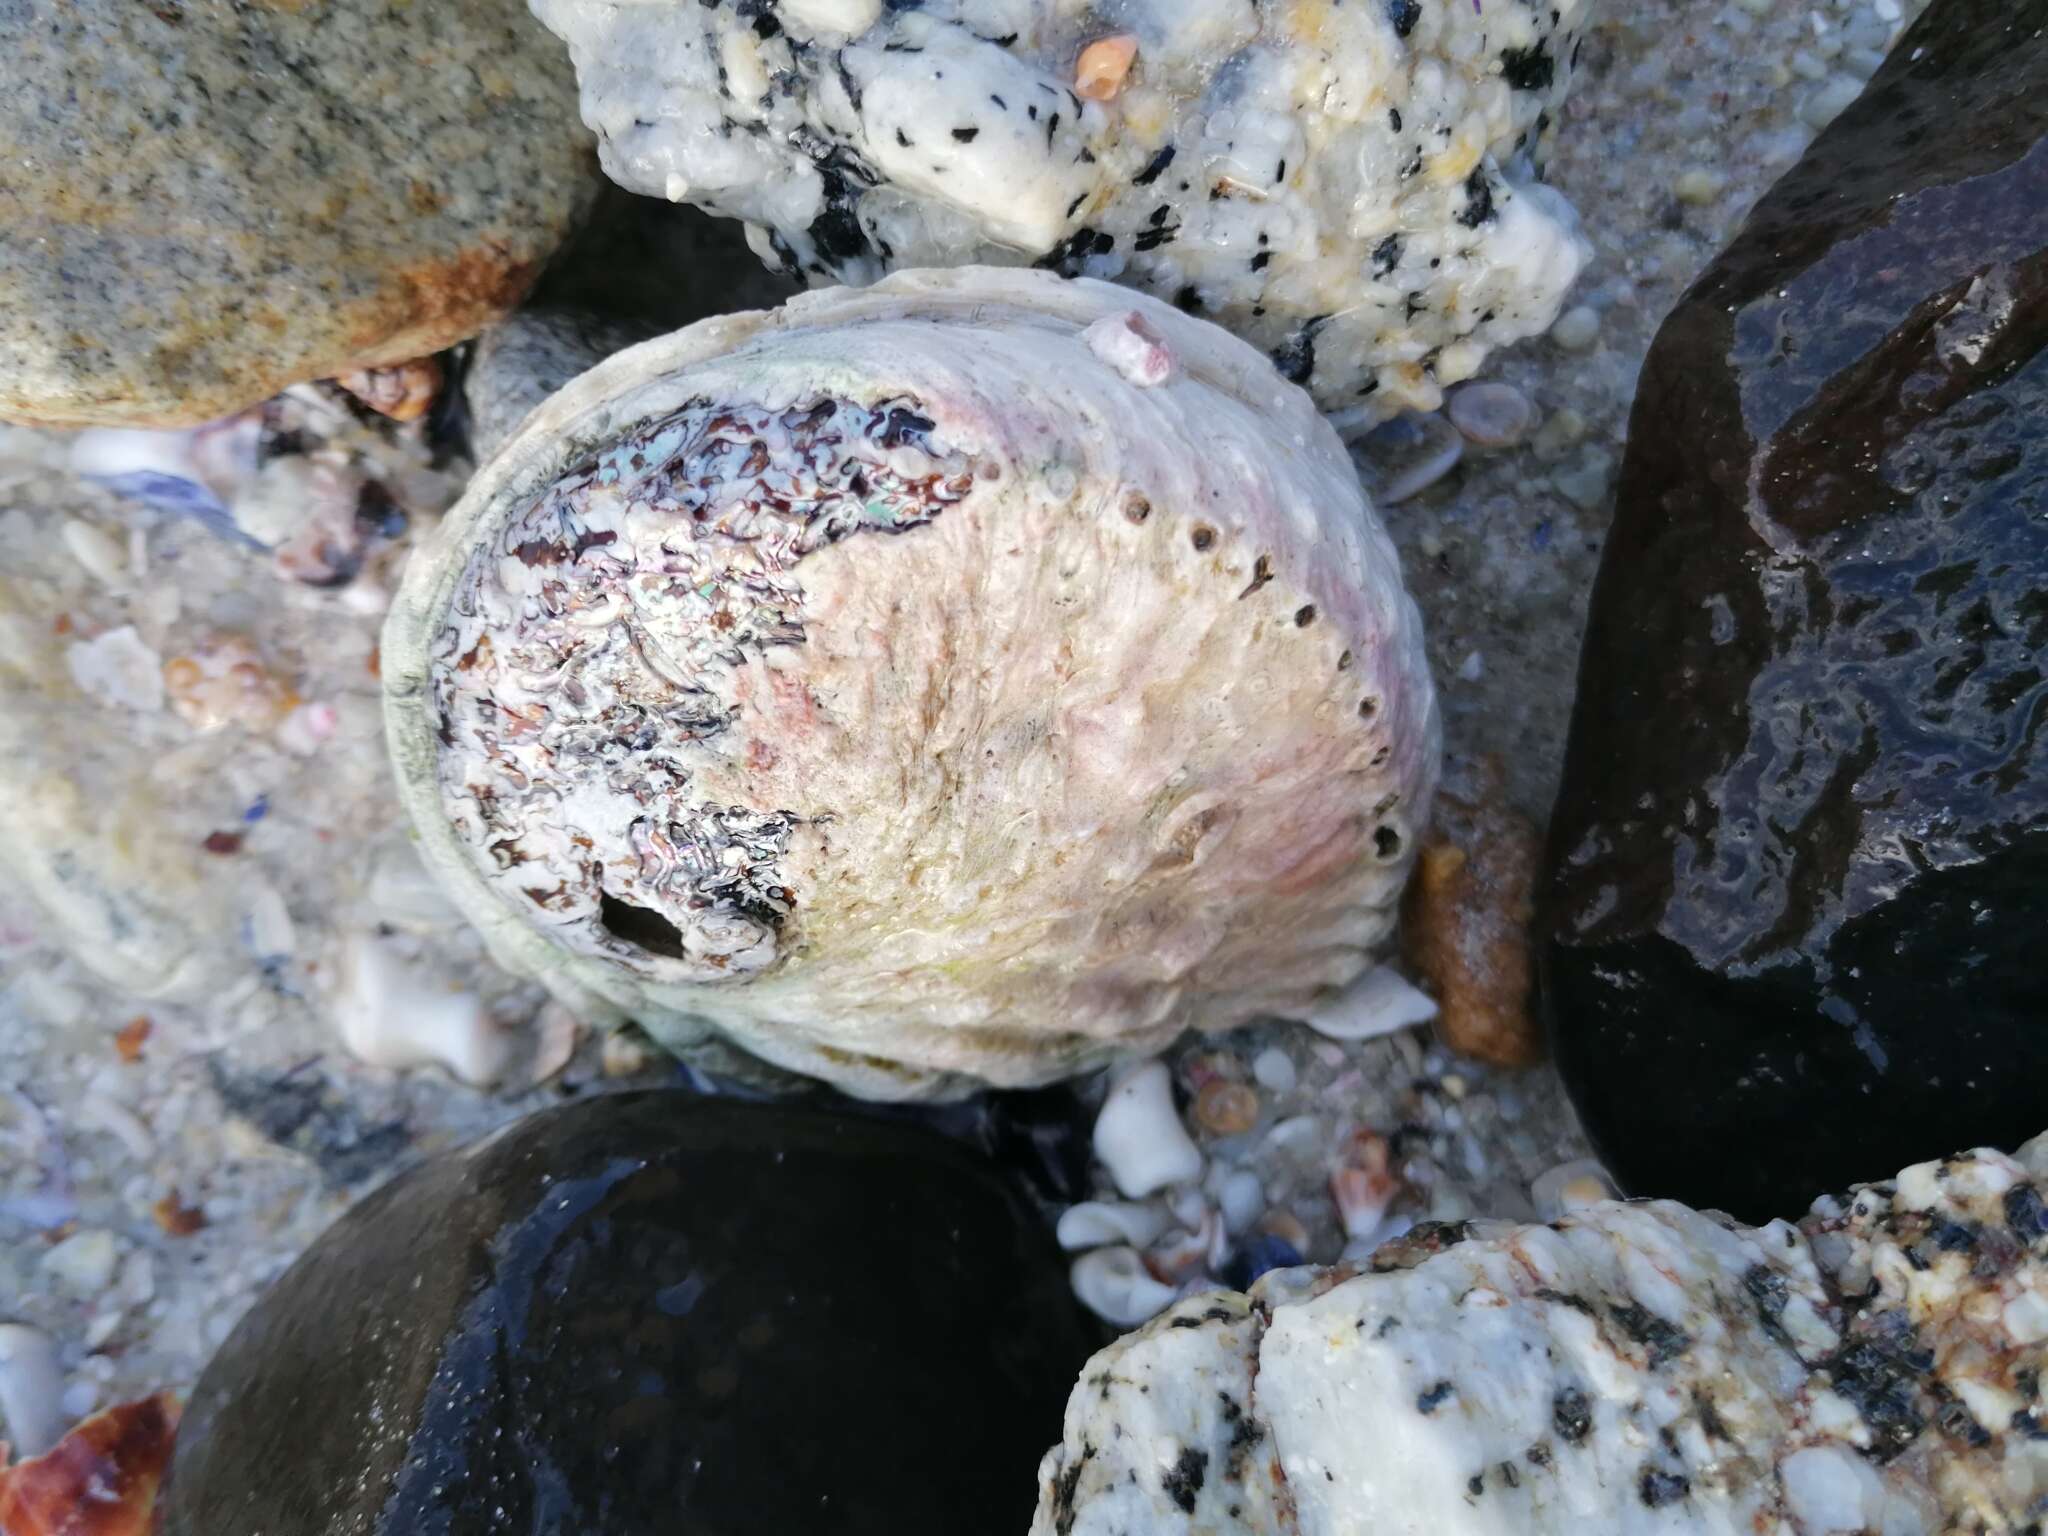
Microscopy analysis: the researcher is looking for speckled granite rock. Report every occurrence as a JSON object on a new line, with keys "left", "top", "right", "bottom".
{"left": 0, "top": 0, "right": 598, "bottom": 429}
{"left": 1542, "top": 0, "right": 2048, "bottom": 1220}
{"left": 1033, "top": 1134, "right": 2048, "bottom": 1536}
{"left": 531, "top": 0, "right": 1592, "bottom": 417}
{"left": 160, "top": 1091, "right": 1097, "bottom": 1536}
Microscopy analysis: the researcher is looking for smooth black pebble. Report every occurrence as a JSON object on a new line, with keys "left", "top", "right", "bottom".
{"left": 160, "top": 1091, "right": 1098, "bottom": 1534}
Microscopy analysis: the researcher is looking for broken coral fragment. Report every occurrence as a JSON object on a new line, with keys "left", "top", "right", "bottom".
{"left": 383, "top": 267, "right": 1437, "bottom": 1098}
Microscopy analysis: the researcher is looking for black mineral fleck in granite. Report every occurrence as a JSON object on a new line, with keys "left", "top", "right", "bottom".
{"left": 1542, "top": 0, "right": 2048, "bottom": 1220}
{"left": 160, "top": 1092, "right": 1097, "bottom": 1535}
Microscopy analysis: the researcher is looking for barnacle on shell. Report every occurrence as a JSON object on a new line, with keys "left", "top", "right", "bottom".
{"left": 384, "top": 268, "right": 1437, "bottom": 1097}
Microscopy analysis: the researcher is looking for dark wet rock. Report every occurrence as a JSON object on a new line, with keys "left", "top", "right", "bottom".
{"left": 160, "top": 1092, "right": 1097, "bottom": 1536}
{"left": 467, "top": 196, "right": 799, "bottom": 460}
{"left": 1543, "top": 0, "right": 2048, "bottom": 1221}
{"left": 0, "top": 0, "right": 597, "bottom": 428}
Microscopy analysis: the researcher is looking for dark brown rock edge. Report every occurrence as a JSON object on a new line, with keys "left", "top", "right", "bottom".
{"left": 1542, "top": 0, "right": 2048, "bottom": 1220}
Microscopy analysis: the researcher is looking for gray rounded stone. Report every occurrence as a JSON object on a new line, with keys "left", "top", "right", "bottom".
{"left": 0, "top": 0, "right": 599, "bottom": 428}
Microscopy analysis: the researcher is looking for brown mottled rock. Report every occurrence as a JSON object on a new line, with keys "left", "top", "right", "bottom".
{"left": 0, "top": 1, "right": 597, "bottom": 428}
{"left": 1402, "top": 757, "right": 1543, "bottom": 1068}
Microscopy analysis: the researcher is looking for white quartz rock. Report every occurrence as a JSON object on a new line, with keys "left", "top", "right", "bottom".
{"left": 330, "top": 933, "right": 512, "bottom": 1087}
{"left": 1032, "top": 1140, "right": 2048, "bottom": 1536}
{"left": 529, "top": 0, "right": 1595, "bottom": 415}
{"left": 382, "top": 268, "right": 1438, "bottom": 1098}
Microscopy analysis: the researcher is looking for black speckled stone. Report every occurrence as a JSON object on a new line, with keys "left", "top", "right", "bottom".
{"left": 1542, "top": 0, "right": 2048, "bottom": 1221}
{"left": 0, "top": 0, "right": 597, "bottom": 428}
{"left": 160, "top": 1092, "right": 1098, "bottom": 1535}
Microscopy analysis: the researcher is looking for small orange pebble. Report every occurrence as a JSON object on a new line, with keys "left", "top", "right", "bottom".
{"left": 1074, "top": 32, "right": 1138, "bottom": 101}
{"left": 112, "top": 1016, "right": 151, "bottom": 1064}
{"left": 0, "top": 1392, "right": 180, "bottom": 1536}
{"left": 151, "top": 1190, "right": 207, "bottom": 1238}
{"left": 366, "top": 643, "right": 381, "bottom": 679}
{"left": 333, "top": 356, "right": 444, "bottom": 423}
{"left": 1193, "top": 1079, "right": 1260, "bottom": 1137}
{"left": 50, "top": 613, "right": 72, "bottom": 636}
{"left": 1401, "top": 754, "right": 1545, "bottom": 1068}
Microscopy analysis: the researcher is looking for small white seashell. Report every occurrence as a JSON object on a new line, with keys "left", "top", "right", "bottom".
{"left": 1164, "top": 1183, "right": 1209, "bottom": 1230}
{"left": 1299, "top": 966, "right": 1439, "bottom": 1041}
{"left": 1069, "top": 1245, "right": 1179, "bottom": 1327}
{"left": 1215, "top": 1168, "right": 1267, "bottom": 1235}
{"left": 1531, "top": 1157, "right": 1616, "bottom": 1219}
{"left": 331, "top": 932, "right": 511, "bottom": 1086}
{"left": 1250, "top": 1046, "right": 1296, "bottom": 1093}
{"left": 61, "top": 518, "right": 130, "bottom": 588}
{"left": 41, "top": 1228, "right": 121, "bottom": 1294}
{"left": 65, "top": 626, "right": 165, "bottom": 712}
{"left": 528, "top": 1000, "right": 583, "bottom": 1087}
{"left": 1093, "top": 1060, "right": 1204, "bottom": 1198}
{"left": 1446, "top": 382, "right": 1535, "bottom": 448}
{"left": 1056, "top": 1200, "right": 1171, "bottom": 1252}
{"left": 1083, "top": 311, "right": 1176, "bottom": 388}
{"left": 1263, "top": 1114, "right": 1325, "bottom": 1155}
{"left": 1550, "top": 303, "right": 1600, "bottom": 351}
{"left": 0, "top": 1323, "right": 69, "bottom": 1458}
{"left": 1147, "top": 1208, "right": 1224, "bottom": 1282}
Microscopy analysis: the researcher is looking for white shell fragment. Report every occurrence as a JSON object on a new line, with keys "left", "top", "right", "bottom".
{"left": 1069, "top": 1245, "right": 1182, "bottom": 1329}
{"left": 383, "top": 268, "right": 1438, "bottom": 1098}
{"left": 531, "top": 0, "right": 1594, "bottom": 415}
{"left": 0, "top": 1323, "right": 68, "bottom": 1459}
{"left": 1093, "top": 1061, "right": 1205, "bottom": 1200}
{"left": 1032, "top": 1139, "right": 2048, "bottom": 1536}
{"left": 1057, "top": 1200, "right": 1172, "bottom": 1253}
{"left": 330, "top": 933, "right": 511, "bottom": 1087}
{"left": 1300, "top": 965, "right": 1439, "bottom": 1042}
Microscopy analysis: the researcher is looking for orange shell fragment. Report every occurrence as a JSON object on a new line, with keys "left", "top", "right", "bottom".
{"left": 0, "top": 1394, "right": 180, "bottom": 1536}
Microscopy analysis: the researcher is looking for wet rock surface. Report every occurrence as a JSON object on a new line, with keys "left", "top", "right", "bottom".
{"left": 1543, "top": 0, "right": 2048, "bottom": 1220}
{"left": 467, "top": 195, "right": 798, "bottom": 460}
{"left": 0, "top": 0, "right": 596, "bottom": 428}
{"left": 159, "top": 1091, "right": 1097, "bottom": 1536}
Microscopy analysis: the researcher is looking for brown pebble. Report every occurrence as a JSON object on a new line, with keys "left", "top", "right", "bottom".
{"left": 333, "top": 356, "right": 444, "bottom": 423}
{"left": 151, "top": 1190, "right": 207, "bottom": 1238}
{"left": 1194, "top": 1079, "right": 1260, "bottom": 1136}
{"left": 1074, "top": 33, "right": 1139, "bottom": 101}
{"left": 200, "top": 829, "right": 244, "bottom": 855}
{"left": 1400, "top": 755, "right": 1544, "bottom": 1068}
{"left": 113, "top": 1015, "right": 152, "bottom": 1064}
{"left": 0, "top": 1392, "right": 180, "bottom": 1536}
